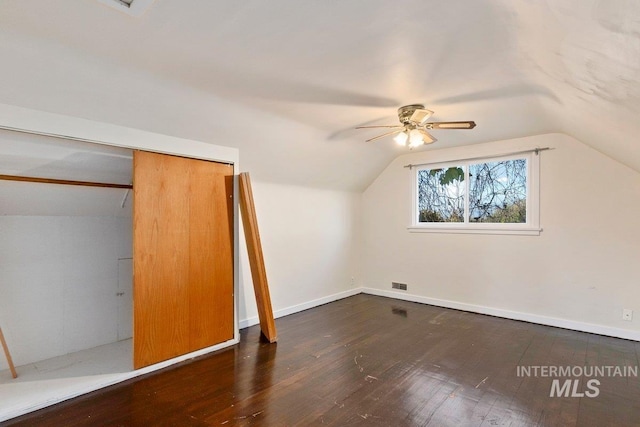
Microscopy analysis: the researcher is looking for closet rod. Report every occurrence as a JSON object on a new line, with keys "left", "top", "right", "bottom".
{"left": 0, "top": 174, "right": 132, "bottom": 189}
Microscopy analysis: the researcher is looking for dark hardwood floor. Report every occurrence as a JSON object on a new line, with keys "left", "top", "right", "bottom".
{"left": 4, "top": 294, "right": 640, "bottom": 426}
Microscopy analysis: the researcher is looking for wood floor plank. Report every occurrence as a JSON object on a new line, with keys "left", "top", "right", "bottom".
{"left": 5, "top": 294, "right": 640, "bottom": 426}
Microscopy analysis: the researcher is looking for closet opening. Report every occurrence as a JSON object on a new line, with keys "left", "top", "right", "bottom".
{"left": 0, "top": 128, "right": 135, "bottom": 391}
{"left": 0, "top": 123, "right": 238, "bottom": 422}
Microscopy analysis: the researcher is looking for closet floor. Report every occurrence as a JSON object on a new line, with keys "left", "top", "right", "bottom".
{"left": 0, "top": 339, "right": 132, "bottom": 421}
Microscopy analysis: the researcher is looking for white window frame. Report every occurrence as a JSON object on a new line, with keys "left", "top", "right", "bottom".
{"left": 408, "top": 152, "right": 540, "bottom": 235}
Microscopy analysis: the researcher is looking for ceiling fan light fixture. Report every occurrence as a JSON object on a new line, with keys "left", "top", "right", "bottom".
{"left": 355, "top": 104, "right": 475, "bottom": 148}
{"left": 409, "top": 129, "right": 425, "bottom": 147}
{"left": 394, "top": 130, "right": 409, "bottom": 146}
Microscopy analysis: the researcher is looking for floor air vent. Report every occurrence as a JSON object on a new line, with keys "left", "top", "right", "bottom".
{"left": 392, "top": 282, "right": 408, "bottom": 291}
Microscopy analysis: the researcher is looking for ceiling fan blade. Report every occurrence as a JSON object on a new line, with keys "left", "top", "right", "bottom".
{"left": 328, "top": 115, "right": 397, "bottom": 140}
{"left": 356, "top": 125, "right": 403, "bottom": 129}
{"left": 365, "top": 129, "right": 403, "bottom": 143}
{"left": 427, "top": 121, "right": 476, "bottom": 130}
{"left": 409, "top": 109, "right": 434, "bottom": 125}
{"left": 417, "top": 129, "right": 437, "bottom": 144}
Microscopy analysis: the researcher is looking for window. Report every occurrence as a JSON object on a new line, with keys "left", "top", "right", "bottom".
{"left": 410, "top": 152, "right": 540, "bottom": 235}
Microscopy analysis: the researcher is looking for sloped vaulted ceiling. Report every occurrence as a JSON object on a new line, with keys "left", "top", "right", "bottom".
{"left": 0, "top": 0, "right": 638, "bottom": 191}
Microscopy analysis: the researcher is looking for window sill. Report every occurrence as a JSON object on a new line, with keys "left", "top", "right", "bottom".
{"left": 407, "top": 226, "right": 542, "bottom": 236}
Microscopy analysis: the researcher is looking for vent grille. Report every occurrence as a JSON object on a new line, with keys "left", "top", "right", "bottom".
{"left": 391, "top": 282, "right": 408, "bottom": 291}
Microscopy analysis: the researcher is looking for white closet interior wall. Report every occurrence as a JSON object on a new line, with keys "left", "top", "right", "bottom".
{"left": 0, "top": 129, "right": 133, "bottom": 370}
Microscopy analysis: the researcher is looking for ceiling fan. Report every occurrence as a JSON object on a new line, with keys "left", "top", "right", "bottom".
{"left": 356, "top": 104, "right": 476, "bottom": 148}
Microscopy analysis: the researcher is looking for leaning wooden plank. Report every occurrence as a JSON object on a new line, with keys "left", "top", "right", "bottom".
{"left": 0, "top": 327, "right": 18, "bottom": 379}
{"left": 238, "top": 172, "right": 277, "bottom": 342}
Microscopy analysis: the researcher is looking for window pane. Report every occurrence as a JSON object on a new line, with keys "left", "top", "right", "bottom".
{"left": 417, "top": 166, "right": 465, "bottom": 222}
{"left": 469, "top": 159, "right": 527, "bottom": 223}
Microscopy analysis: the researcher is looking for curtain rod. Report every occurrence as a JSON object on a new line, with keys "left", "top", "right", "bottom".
{"left": 403, "top": 147, "right": 552, "bottom": 169}
{"left": 0, "top": 174, "right": 132, "bottom": 189}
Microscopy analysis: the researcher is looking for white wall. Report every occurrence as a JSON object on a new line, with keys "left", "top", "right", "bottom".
{"left": 238, "top": 181, "right": 361, "bottom": 327}
{"left": 0, "top": 215, "right": 132, "bottom": 369}
{"left": 361, "top": 133, "right": 640, "bottom": 337}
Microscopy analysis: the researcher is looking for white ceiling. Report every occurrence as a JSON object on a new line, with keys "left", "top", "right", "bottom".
{"left": 0, "top": 0, "right": 639, "bottom": 191}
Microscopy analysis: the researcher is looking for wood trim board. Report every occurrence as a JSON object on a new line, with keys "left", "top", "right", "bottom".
{"left": 238, "top": 172, "right": 277, "bottom": 343}
{"left": 0, "top": 327, "right": 17, "bottom": 379}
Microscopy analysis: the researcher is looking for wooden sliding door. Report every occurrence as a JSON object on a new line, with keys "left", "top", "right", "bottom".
{"left": 133, "top": 150, "right": 234, "bottom": 369}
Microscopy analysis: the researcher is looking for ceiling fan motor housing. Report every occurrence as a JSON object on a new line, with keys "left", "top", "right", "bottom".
{"left": 398, "top": 104, "right": 425, "bottom": 124}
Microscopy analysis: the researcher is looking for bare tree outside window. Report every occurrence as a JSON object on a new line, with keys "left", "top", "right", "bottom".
{"left": 418, "top": 167, "right": 465, "bottom": 222}
{"left": 417, "top": 158, "right": 527, "bottom": 224}
{"left": 469, "top": 159, "right": 527, "bottom": 223}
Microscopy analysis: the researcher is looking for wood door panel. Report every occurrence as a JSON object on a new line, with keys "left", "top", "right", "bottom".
{"left": 133, "top": 151, "right": 233, "bottom": 369}
{"left": 188, "top": 160, "right": 234, "bottom": 350}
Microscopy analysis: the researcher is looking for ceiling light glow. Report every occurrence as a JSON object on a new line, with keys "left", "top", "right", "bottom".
{"left": 409, "top": 129, "right": 424, "bottom": 148}
{"left": 394, "top": 131, "right": 409, "bottom": 146}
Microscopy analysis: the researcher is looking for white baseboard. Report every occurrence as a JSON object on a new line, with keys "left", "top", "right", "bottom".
{"left": 360, "top": 287, "right": 640, "bottom": 342}
{"left": 239, "top": 288, "right": 362, "bottom": 329}
{"left": 241, "top": 286, "right": 640, "bottom": 341}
